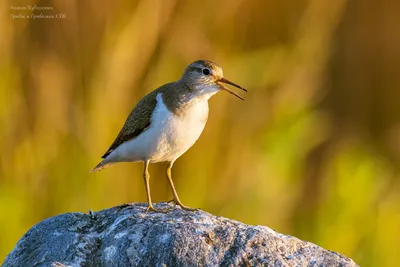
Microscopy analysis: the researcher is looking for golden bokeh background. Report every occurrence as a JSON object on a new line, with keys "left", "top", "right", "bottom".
{"left": 1, "top": 0, "right": 400, "bottom": 265}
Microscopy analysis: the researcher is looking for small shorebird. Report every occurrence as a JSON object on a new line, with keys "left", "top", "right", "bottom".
{"left": 91, "top": 60, "right": 246, "bottom": 212}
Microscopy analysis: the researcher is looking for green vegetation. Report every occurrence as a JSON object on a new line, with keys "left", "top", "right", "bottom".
{"left": 1, "top": 0, "right": 399, "bottom": 266}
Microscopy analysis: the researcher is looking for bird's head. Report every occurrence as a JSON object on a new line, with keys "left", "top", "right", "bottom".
{"left": 181, "top": 60, "right": 247, "bottom": 100}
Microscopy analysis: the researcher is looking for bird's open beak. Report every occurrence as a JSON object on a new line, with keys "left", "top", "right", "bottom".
{"left": 217, "top": 77, "right": 247, "bottom": 100}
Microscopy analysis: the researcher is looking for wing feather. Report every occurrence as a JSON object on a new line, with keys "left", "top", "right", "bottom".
{"left": 101, "top": 90, "right": 159, "bottom": 158}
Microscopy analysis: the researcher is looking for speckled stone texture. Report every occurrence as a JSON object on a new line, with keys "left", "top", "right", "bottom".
{"left": 3, "top": 203, "right": 358, "bottom": 267}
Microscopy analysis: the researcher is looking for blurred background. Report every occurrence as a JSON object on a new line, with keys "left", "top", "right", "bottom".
{"left": 1, "top": 0, "right": 400, "bottom": 265}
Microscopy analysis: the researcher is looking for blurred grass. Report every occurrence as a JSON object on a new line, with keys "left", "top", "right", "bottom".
{"left": 1, "top": 0, "right": 400, "bottom": 266}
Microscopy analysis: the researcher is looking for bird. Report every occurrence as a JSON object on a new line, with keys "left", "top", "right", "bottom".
{"left": 91, "top": 60, "right": 247, "bottom": 212}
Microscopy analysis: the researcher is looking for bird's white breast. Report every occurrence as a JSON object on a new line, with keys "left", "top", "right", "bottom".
{"left": 111, "top": 93, "right": 209, "bottom": 163}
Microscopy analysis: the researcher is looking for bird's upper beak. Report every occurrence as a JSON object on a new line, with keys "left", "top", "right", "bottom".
{"left": 217, "top": 77, "right": 247, "bottom": 100}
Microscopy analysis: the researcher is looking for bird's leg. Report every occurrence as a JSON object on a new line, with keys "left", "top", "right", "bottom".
{"left": 143, "top": 161, "right": 169, "bottom": 213}
{"left": 165, "top": 162, "right": 197, "bottom": 211}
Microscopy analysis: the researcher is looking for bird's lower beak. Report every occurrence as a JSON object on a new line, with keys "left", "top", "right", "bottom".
{"left": 217, "top": 77, "right": 247, "bottom": 100}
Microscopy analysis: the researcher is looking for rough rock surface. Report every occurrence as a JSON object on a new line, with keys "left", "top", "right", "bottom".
{"left": 3, "top": 203, "right": 358, "bottom": 267}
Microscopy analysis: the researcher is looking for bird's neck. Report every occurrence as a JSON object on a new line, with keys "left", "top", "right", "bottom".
{"left": 162, "top": 81, "right": 213, "bottom": 116}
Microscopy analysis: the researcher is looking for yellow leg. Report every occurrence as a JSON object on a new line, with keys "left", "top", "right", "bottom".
{"left": 166, "top": 162, "right": 196, "bottom": 211}
{"left": 143, "top": 160, "right": 169, "bottom": 213}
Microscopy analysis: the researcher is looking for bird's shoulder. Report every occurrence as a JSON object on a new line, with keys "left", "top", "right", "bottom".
{"left": 101, "top": 82, "right": 175, "bottom": 158}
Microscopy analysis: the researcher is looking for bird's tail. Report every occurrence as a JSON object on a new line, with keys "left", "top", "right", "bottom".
{"left": 90, "top": 160, "right": 113, "bottom": 172}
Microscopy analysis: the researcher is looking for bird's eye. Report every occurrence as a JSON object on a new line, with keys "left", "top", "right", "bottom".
{"left": 202, "top": 68, "right": 210, "bottom": 75}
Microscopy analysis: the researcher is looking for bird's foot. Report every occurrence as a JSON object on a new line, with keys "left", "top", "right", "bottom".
{"left": 167, "top": 199, "right": 197, "bottom": 211}
{"left": 145, "top": 205, "right": 171, "bottom": 213}
{"left": 177, "top": 203, "right": 198, "bottom": 211}
{"left": 166, "top": 199, "right": 176, "bottom": 205}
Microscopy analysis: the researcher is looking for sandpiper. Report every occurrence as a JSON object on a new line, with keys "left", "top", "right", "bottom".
{"left": 91, "top": 60, "right": 247, "bottom": 212}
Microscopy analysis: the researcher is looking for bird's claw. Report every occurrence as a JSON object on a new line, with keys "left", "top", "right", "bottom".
{"left": 167, "top": 199, "right": 177, "bottom": 206}
{"left": 167, "top": 199, "right": 197, "bottom": 211}
{"left": 177, "top": 204, "right": 198, "bottom": 211}
{"left": 146, "top": 205, "right": 171, "bottom": 213}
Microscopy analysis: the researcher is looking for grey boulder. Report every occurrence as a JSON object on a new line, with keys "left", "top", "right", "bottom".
{"left": 3, "top": 203, "right": 358, "bottom": 267}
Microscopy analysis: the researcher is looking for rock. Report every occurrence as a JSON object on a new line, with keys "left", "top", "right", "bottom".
{"left": 3, "top": 203, "right": 358, "bottom": 267}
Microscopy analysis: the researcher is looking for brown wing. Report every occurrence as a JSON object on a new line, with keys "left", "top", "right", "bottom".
{"left": 101, "top": 90, "right": 159, "bottom": 158}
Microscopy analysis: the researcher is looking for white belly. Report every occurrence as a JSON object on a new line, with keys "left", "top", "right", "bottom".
{"left": 110, "top": 93, "right": 208, "bottom": 163}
